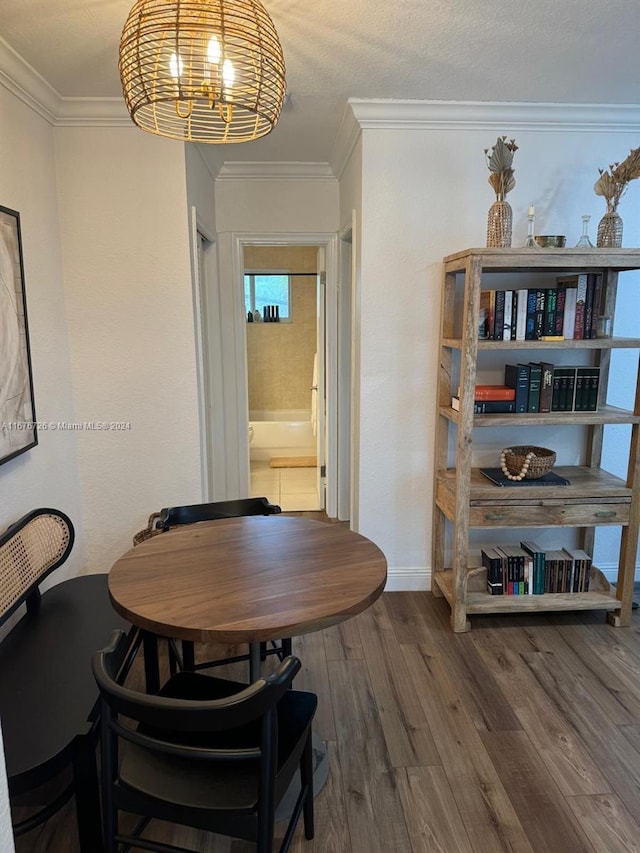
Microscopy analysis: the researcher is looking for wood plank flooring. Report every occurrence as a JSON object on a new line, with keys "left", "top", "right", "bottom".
{"left": 13, "top": 575, "right": 640, "bottom": 851}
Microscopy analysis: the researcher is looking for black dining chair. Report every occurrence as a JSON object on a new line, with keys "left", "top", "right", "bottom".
{"left": 93, "top": 630, "right": 317, "bottom": 853}
{"left": 147, "top": 497, "right": 292, "bottom": 675}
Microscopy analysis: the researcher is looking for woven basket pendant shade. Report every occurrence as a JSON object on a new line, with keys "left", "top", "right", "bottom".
{"left": 119, "top": 0, "right": 286, "bottom": 143}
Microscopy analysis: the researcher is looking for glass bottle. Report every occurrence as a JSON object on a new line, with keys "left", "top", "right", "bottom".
{"left": 575, "top": 214, "right": 594, "bottom": 248}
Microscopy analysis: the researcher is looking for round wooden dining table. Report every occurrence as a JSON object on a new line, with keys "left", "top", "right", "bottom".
{"left": 109, "top": 515, "right": 388, "bottom": 685}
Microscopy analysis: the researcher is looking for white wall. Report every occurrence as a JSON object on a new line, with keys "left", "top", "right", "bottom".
{"left": 0, "top": 83, "right": 84, "bottom": 576}
{"left": 55, "top": 127, "right": 203, "bottom": 572}
{"left": 354, "top": 112, "right": 640, "bottom": 588}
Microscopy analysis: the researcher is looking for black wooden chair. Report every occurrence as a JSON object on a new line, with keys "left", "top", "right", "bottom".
{"left": 0, "top": 508, "right": 138, "bottom": 851}
{"left": 93, "top": 630, "right": 316, "bottom": 853}
{"left": 146, "top": 498, "right": 292, "bottom": 675}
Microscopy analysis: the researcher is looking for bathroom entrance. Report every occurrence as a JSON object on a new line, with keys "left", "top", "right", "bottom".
{"left": 244, "top": 244, "right": 324, "bottom": 511}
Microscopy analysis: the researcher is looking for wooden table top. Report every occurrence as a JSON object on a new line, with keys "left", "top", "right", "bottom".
{"left": 109, "top": 516, "right": 387, "bottom": 644}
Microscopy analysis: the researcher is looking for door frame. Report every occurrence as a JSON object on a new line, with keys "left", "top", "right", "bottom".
{"left": 231, "top": 231, "right": 340, "bottom": 518}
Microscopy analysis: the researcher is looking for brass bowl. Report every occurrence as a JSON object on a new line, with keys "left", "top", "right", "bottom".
{"left": 534, "top": 235, "right": 566, "bottom": 248}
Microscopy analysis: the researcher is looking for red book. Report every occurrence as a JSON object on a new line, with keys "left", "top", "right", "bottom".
{"left": 474, "top": 385, "right": 516, "bottom": 401}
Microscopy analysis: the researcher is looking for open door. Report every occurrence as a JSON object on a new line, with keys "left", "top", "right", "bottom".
{"left": 315, "top": 248, "right": 326, "bottom": 509}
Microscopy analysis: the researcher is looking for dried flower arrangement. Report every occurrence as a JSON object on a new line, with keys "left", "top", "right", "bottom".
{"left": 485, "top": 136, "right": 518, "bottom": 200}
{"left": 594, "top": 146, "right": 640, "bottom": 212}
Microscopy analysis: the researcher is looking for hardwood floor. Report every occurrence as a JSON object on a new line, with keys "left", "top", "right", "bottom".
{"left": 14, "top": 573, "right": 640, "bottom": 851}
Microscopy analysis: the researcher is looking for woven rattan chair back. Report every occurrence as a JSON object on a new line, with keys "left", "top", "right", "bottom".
{"left": 0, "top": 508, "right": 74, "bottom": 625}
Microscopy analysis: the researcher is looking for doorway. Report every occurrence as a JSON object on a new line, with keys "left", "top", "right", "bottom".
{"left": 244, "top": 244, "right": 323, "bottom": 511}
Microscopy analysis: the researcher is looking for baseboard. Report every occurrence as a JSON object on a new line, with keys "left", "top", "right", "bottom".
{"left": 385, "top": 567, "right": 430, "bottom": 591}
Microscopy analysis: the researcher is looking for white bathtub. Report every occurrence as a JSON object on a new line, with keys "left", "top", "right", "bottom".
{"left": 249, "top": 410, "right": 315, "bottom": 462}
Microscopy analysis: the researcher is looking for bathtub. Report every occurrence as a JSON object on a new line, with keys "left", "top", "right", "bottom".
{"left": 249, "top": 410, "right": 316, "bottom": 462}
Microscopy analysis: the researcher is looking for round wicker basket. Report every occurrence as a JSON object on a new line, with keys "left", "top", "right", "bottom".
{"left": 501, "top": 446, "right": 556, "bottom": 480}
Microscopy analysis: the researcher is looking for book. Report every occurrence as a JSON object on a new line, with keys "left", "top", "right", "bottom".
{"left": 479, "top": 290, "right": 493, "bottom": 339}
{"left": 504, "top": 363, "right": 530, "bottom": 413}
{"left": 515, "top": 289, "right": 528, "bottom": 341}
{"left": 584, "top": 275, "right": 595, "bottom": 341}
{"left": 451, "top": 397, "right": 516, "bottom": 414}
{"left": 574, "top": 273, "right": 588, "bottom": 339}
{"left": 474, "top": 385, "right": 516, "bottom": 401}
{"left": 538, "top": 361, "right": 554, "bottom": 413}
{"left": 498, "top": 545, "right": 531, "bottom": 594}
{"left": 494, "top": 290, "right": 506, "bottom": 340}
{"left": 503, "top": 291, "right": 514, "bottom": 340}
{"left": 589, "top": 273, "right": 603, "bottom": 339}
{"left": 473, "top": 400, "right": 516, "bottom": 414}
{"left": 551, "top": 366, "right": 577, "bottom": 412}
{"left": 527, "top": 362, "right": 542, "bottom": 413}
{"left": 554, "top": 284, "right": 566, "bottom": 336}
{"left": 480, "top": 469, "right": 571, "bottom": 487}
{"left": 563, "top": 548, "right": 592, "bottom": 592}
{"left": 534, "top": 289, "right": 546, "bottom": 340}
{"left": 563, "top": 287, "right": 577, "bottom": 340}
{"left": 520, "top": 540, "right": 546, "bottom": 594}
{"left": 544, "top": 288, "right": 557, "bottom": 337}
{"left": 482, "top": 547, "right": 504, "bottom": 595}
{"left": 525, "top": 289, "right": 537, "bottom": 340}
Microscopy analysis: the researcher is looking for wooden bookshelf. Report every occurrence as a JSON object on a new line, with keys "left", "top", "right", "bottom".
{"left": 432, "top": 248, "right": 640, "bottom": 632}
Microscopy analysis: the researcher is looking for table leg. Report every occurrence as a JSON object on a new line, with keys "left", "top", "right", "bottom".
{"left": 142, "top": 631, "right": 160, "bottom": 693}
{"left": 249, "top": 642, "right": 261, "bottom": 681}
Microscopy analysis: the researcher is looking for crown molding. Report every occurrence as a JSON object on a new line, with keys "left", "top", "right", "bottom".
{"left": 55, "top": 97, "right": 130, "bottom": 126}
{"left": 0, "top": 36, "right": 130, "bottom": 127}
{"left": 216, "top": 161, "right": 336, "bottom": 181}
{"left": 0, "top": 35, "right": 59, "bottom": 123}
{"left": 331, "top": 101, "right": 362, "bottom": 179}
{"left": 348, "top": 99, "right": 640, "bottom": 132}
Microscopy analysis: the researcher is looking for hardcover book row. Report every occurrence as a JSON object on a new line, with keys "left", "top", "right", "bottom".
{"left": 478, "top": 273, "right": 603, "bottom": 342}
{"left": 482, "top": 542, "right": 593, "bottom": 596}
{"left": 451, "top": 364, "right": 600, "bottom": 414}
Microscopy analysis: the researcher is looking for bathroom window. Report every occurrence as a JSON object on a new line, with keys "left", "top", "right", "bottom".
{"left": 244, "top": 272, "right": 291, "bottom": 321}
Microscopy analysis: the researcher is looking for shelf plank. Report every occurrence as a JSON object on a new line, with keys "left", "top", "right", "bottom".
{"left": 432, "top": 569, "right": 621, "bottom": 616}
{"left": 442, "top": 337, "right": 640, "bottom": 350}
{"left": 439, "top": 404, "right": 640, "bottom": 427}
{"left": 436, "top": 466, "right": 631, "bottom": 510}
{"left": 443, "top": 248, "right": 640, "bottom": 273}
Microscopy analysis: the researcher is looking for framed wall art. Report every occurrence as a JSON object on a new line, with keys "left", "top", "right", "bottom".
{"left": 0, "top": 205, "right": 37, "bottom": 465}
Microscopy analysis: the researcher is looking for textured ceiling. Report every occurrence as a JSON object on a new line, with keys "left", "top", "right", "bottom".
{"left": 0, "top": 0, "right": 638, "bottom": 163}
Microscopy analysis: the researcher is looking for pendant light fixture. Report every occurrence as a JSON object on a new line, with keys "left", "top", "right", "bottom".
{"left": 119, "top": 0, "right": 286, "bottom": 143}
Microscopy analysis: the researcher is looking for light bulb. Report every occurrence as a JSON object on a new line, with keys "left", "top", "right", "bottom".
{"left": 169, "top": 52, "right": 183, "bottom": 79}
{"left": 207, "top": 35, "right": 221, "bottom": 65}
{"left": 222, "top": 58, "right": 234, "bottom": 95}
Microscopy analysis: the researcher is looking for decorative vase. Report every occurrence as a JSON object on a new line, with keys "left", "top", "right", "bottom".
{"left": 486, "top": 198, "right": 513, "bottom": 248}
{"left": 596, "top": 207, "right": 623, "bottom": 248}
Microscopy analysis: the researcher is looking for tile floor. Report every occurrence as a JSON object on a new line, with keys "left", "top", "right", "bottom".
{"left": 249, "top": 460, "right": 321, "bottom": 511}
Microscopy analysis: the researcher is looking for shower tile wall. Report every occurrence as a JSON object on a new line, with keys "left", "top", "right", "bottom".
{"left": 245, "top": 245, "right": 317, "bottom": 414}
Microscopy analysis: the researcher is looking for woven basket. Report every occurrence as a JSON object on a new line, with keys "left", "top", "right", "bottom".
{"left": 502, "top": 446, "right": 556, "bottom": 480}
{"left": 132, "top": 512, "right": 162, "bottom": 547}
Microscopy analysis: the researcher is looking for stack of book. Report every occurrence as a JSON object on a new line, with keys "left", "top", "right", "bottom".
{"left": 504, "top": 363, "right": 600, "bottom": 413}
{"left": 482, "top": 542, "right": 592, "bottom": 595}
{"left": 451, "top": 385, "right": 516, "bottom": 414}
{"left": 478, "top": 273, "right": 603, "bottom": 342}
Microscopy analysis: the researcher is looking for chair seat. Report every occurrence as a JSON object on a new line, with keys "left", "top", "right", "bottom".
{"left": 121, "top": 672, "right": 317, "bottom": 812}
{"left": 0, "top": 573, "right": 131, "bottom": 792}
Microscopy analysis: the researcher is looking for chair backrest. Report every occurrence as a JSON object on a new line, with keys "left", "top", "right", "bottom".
{"left": 93, "top": 629, "right": 299, "bottom": 743}
{"left": 0, "top": 508, "right": 74, "bottom": 625}
{"left": 158, "top": 497, "right": 281, "bottom": 532}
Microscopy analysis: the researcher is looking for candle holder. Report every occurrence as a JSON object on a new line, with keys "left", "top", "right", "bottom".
{"left": 575, "top": 214, "right": 594, "bottom": 248}
{"left": 523, "top": 207, "right": 541, "bottom": 248}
